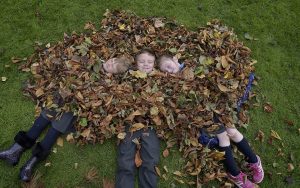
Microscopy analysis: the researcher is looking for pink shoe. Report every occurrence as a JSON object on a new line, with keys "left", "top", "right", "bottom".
{"left": 248, "top": 155, "right": 264, "bottom": 183}
{"left": 227, "top": 172, "right": 255, "bottom": 188}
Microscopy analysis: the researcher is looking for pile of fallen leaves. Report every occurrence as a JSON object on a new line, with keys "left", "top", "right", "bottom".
{"left": 21, "top": 10, "right": 256, "bottom": 185}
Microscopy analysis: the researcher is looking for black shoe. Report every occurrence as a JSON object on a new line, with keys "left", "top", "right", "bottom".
{"left": 0, "top": 143, "right": 25, "bottom": 166}
{"left": 19, "top": 156, "right": 38, "bottom": 182}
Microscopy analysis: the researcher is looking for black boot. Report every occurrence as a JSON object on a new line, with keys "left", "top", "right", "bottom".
{"left": 0, "top": 131, "right": 35, "bottom": 166}
{"left": 20, "top": 143, "right": 50, "bottom": 182}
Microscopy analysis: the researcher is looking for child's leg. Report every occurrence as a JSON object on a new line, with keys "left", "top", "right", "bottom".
{"left": 226, "top": 128, "right": 257, "bottom": 163}
{"left": 217, "top": 131, "right": 240, "bottom": 176}
{"left": 116, "top": 130, "right": 141, "bottom": 188}
{"left": 0, "top": 111, "right": 51, "bottom": 166}
{"left": 138, "top": 128, "right": 160, "bottom": 188}
{"left": 25, "top": 113, "right": 51, "bottom": 140}
{"left": 19, "top": 127, "right": 61, "bottom": 182}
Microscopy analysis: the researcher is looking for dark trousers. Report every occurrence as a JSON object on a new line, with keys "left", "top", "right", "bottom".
{"left": 116, "top": 128, "right": 160, "bottom": 188}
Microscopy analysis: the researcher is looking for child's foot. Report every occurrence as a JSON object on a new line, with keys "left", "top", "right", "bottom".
{"left": 248, "top": 155, "right": 264, "bottom": 183}
{"left": 227, "top": 172, "right": 256, "bottom": 188}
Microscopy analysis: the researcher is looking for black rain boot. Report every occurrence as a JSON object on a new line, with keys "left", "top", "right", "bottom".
{"left": 0, "top": 131, "right": 35, "bottom": 166}
{"left": 20, "top": 143, "right": 50, "bottom": 182}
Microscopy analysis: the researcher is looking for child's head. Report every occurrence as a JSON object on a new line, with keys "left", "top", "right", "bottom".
{"left": 158, "top": 55, "right": 180, "bottom": 73}
{"left": 135, "top": 49, "right": 156, "bottom": 73}
{"left": 103, "top": 56, "right": 131, "bottom": 74}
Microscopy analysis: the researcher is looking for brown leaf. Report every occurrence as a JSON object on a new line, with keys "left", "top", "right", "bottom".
{"left": 85, "top": 167, "right": 98, "bottom": 182}
{"left": 103, "top": 178, "right": 115, "bottom": 188}
{"left": 117, "top": 132, "right": 126, "bottom": 140}
{"left": 163, "top": 148, "right": 169, "bottom": 158}
{"left": 135, "top": 150, "right": 143, "bottom": 167}
{"left": 287, "top": 163, "right": 294, "bottom": 172}
{"left": 155, "top": 166, "right": 161, "bottom": 177}
{"left": 217, "top": 84, "right": 231, "bottom": 92}
{"left": 81, "top": 129, "right": 91, "bottom": 138}
{"left": 35, "top": 88, "right": 44, "bottom": 97}
{"left": 125, "top": 110, "right": 144, "bottom": 121}
{"left": 263, "top": 103, "right": 273, "bottom": 113}
{"left": 255, "top": 130, "right": 265, "bottom": 142}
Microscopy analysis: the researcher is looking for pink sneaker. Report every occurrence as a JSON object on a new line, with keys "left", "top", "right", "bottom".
{"left": 248, "top": 155, "right": 264, "bottom": 183}
{"left": 227, "top": 172, "right": 255, "bottom": 188}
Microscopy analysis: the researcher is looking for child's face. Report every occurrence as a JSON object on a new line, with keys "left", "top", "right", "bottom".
{"left": 103, "top": 58, "right": 119, "bottom": 74}
{"left": 136, "top": 53, "right": 155, "bottom": 73}
{"left": 160, "top": 57, "right": 180, "bottom": 73}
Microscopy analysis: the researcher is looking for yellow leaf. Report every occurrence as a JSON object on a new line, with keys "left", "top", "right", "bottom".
{"left": 150, "top": 106, "right": 159, "bottom": 116}
{"left": 56, "top": 137, "right": 64, "bottom": 147}
{"left": 130, "top": 123, "right": 145, "bottom": 132}
{"left": 66, "top": 133, "right": 74, "bottom": 142}
{"left": 190, "top": 138, "right": 199, "bottom": 147}
{"left": 129, "top": 70, "right": 147, "bottom": 79}
{"left": 118, "top": 24, "right": 126, "bottom": 30}
{"left": 271, "top": 130, "right": 282, "bottom": 140}
{"left": 117, "top": 132, "right": 127, "bottom": 140}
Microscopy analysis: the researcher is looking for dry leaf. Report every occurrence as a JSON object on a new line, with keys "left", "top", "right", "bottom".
{"left": 155, "top": 166, "right": 161, "bottom": 177}
{"left": 117, "top": 132, "right": 126, "bottom": 140}
{"left": 1, "top": 77, "right": 7, "bottom": 82}
{"left": 163, "top": 148, "right": 169, "bottom": 158}
{"left": 271, "top": 130, "right": 282, "bottom": 140}
{"left": 135, "top": 150, "right": 143, "bottom": 167}
{"left": 130, "top": 123, "right": 145, "bottom": 132}
{"left": 263, "top": 103, "right": 273, "bottom": 113}
{"left": 85, "top": 167, "right": 98, "bottom": 182}
{"left": 103, "top": 178, "right": 115, "bottom": 188}
{"left": 56, "top": 137, "right": 64, "bottom": 147}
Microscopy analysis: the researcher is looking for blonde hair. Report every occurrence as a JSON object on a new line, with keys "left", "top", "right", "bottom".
{"left": 115, "top": 56, "right": 132, "bottom": 73}
{"left": 158, "top": 54, "right": 173, "bottom": 69}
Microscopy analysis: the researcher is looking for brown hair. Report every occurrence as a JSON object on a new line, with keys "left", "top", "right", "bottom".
{"left": 158, "top": 54, "right": 173, "bottom": 68}
{"left": 134, "top": 48, "right": 156, "bottom": 62}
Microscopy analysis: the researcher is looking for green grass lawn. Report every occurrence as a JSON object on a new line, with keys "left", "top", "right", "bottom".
{"left": 0, "top": 0, "right": 299, "bottom": 187}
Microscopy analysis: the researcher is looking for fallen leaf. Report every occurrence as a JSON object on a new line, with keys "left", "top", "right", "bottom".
{"left": 117, "top": 132, "right": 126, "bottom": 140}
{"left": 35, "top": 88, "right": 44, "bottom": 97}
{"left": 80, "top": 118, "right": 88, "bottom": 127}
{"left": 135, "top": 150, "right": 143, "bottom": 167}
{"left": 74, "top": 163, "right": 78, "bottom": 169}
{"left": 81, "top": 128, "right": 91, "bottom": 138}
{"left": 85, "top": 167, "right": 98, "bottom": 182}
{"left": 44, "top": 162, "right": 51, "bottom": 167}
{"left": 56, "top": 137, "right": 64, "bottom": 147}
{"left": 1, "top": 77, "right": 7, "bottom": 82}
{"left": 66, "top": 133, "right": 74, "bottom": 142}
{"left": 154, "top": 19, "right": 165, "bottom": 28}
{"left": 271, "top": 130, "right": 282, "bottom": 140}
{"left": 163, "top": 165, "right": 168, "bottom": 173}
{"left": 263, "top": 103, "right": 273, "bottom": 113}
{"left": 255, "top": 130, "right": 265, "bottom": 142}
{"left": 155, "top": 166, "right": 161, "bottom": 177}
{"left": 218, "top": 84, "right": 231, "bottom": 92}
{"left": 130, "top": 123, "right": 145, "bottom": 132}
{"left": 163, "top": 148, "right": 169, "bottom": 158}
{"left": 103, "top": 178, "right": 115, "bottom": 188}
{"left": 173, "top": 171, "right": 183, "bottom": 177}
{"left": 150, "top": 106, "right": 159, "bottom": 116}
{"left": 287, "top": 163, "right": 294, "bottom": 172}
{"left": 129, "top": 70, "right": 147, "bottom": 78}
